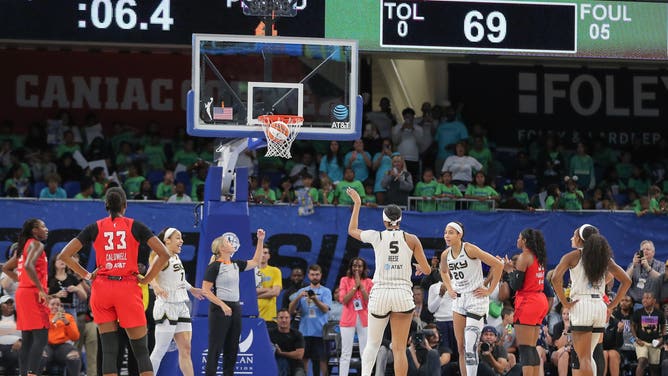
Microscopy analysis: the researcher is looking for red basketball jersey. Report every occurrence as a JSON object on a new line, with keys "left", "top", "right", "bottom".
{"left": 521, "top": 252, "right": 545, "bottom": 293}
{"left": 17, "top": 238, "right": 48, "bottom": 290}
{"left": 93, "top": 217, "right": 140, "bottom": 277}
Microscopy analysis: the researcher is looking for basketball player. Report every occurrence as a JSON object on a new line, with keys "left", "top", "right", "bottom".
{"left": 345, "top": 187, "right": 432, "bottom": 376}
{"left": 58, "top": 187, "right": 171, "bottom": 376}
{"left": 551, "top": 224, "right": 631, "bottom": 376}
{"left": 503, "top": 228, "right": 549, "bottom": 376}
{"left": 148, "top": 227, "right": 205, "bottom": 376}
{"left": 439, "top": 221, "right": 503, "bottom": 376}
{"left": 2, "top": 219, "right": 50, "bottom": 376}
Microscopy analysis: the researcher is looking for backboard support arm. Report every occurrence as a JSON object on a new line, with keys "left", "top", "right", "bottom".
{"left": 214, "top": 138, "right": 249, "bottom": 200}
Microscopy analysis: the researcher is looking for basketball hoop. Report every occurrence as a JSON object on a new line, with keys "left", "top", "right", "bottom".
{"left": 258, "top": 114, "right": 303, "bottom": 159}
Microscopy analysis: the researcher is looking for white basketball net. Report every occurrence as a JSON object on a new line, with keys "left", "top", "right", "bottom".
{"left": 259, "top": 115, "right": 303, "bottom": 159}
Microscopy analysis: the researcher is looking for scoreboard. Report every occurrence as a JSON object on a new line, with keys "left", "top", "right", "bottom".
{"left": 0, "top": 0, "right": 667, "bottom": 60}
{"left": 379, "top": 0, "right": 668, "bottom": 60}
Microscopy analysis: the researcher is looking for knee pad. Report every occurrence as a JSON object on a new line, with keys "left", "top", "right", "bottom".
{"left": 464, "top": 325, "right": 481, "bottom": 365}
{"left": 129, "top": 335, "right": 153, "bottom": 373}
{"left": 100, "top": 331, "right": 119, "bottom": 374}
{"left": 519, "top": 345, "right": 540, "bottom": 366}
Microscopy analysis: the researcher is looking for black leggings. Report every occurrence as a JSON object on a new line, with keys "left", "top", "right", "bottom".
{"left": 20, "top": 329, "right": 48, "bottom": 375}
{"left": 206, "top": 302, "right": 241, "bottom": 376}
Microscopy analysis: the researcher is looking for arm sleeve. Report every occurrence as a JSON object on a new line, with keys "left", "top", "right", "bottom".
{"left": 427, "top": 283, "right": 442, "bottom": 313}
{"left": 203, "top": 262, "right": 220, "bottom": 283}
{"left": 131, "top": 220, "right": 155, "bottom": 243}
{"left": 76, "top": 223, "right": 99, "bottom": 245}
{"left": 235, "top": 260, "right": 248, "bottom": 272}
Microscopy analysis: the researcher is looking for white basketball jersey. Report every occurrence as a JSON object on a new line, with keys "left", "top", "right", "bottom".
{"left": 446, "top": 242, "right": 484, "bottom": 294}
{"left": 156, "top": 255, "right": 190, "bottom": 303}
{"left": 361, "top": 229, "right": 413, "bottom": 290}
{"left": 569, "top": 252, "right": 605, "bottom": 296}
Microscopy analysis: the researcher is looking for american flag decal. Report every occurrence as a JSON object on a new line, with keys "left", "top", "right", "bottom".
{"left": 213, "top": 106, "right": 233, "bottom": 120}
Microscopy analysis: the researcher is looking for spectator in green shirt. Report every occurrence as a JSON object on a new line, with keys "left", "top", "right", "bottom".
{"left": 413, "top": 168, "right": 440, "bottom": 212}
{"left": 74, "top": 180, "right": 94, "bottom": 200}
{"left": 156, "top": 170, "right": 176, "bottom": 201}
{"left": 123, "top": 163, "right": 146, "bottom": 197}
{"left": 143, "top": 133, "right": 167, "bottom": 171}
{"left": 559, "top": 176, "right": 584, "bottom": 211}
{"left": 569, "top": 142, "right": 596, "bottom": 191}
{"left": 464, "top": 171, "right": 499, "bottom": 211}
{"left": 334, "top": 168, "right": 365, "bottom": 206}
{"left": 544, "top": 184, "right": 560, "bottom": 211}
{"left": 648, "top": 185, "right": 662, "bottom": 214}
{"left": 627, "top": 165, "right": 651, "bottom": 196}
{"left": 468, "top": 135, "right": 492, "bottom": 175}
{"left": 255, "top": 176, "right": 277, "bottom": 204}
{"left": 173, "top": 139, "right": 200, "bottom": 168}
{"left": 55, "top": 130, "right": 81, "bottom": 159}
{"left": 91, "top": 167, "right": 108, "bottom": 198}
{"left": 436, "top": 171, "right": 463, "bottom": 211}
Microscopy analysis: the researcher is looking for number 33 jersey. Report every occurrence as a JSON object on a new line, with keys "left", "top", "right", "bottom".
{"left": 446, "top": 242, "right": 484, "bottom": 294}
{"left": 361, "top": 229, "right": 413, "bottom": 290}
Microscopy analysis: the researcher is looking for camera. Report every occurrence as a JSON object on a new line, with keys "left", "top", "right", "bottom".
{"left": 413, "top": 332, "right": 425, "bottom": 347}
{"left": 637, "top": 250, "right": 644, "bottom": 259}
{"left": 480, "top": 342, "right": 491, "bottom": 352}
{"left": 307, "top": 290, "right": 315, "bottom": 297}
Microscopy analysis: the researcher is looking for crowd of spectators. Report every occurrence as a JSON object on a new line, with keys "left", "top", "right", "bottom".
{"left": 2, "top": 101, "right": 668, "bottom": 215}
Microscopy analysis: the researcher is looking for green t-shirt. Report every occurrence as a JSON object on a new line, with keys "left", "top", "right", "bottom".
{"left": 649, "top": 197, "right": 661, "bottom": 213}
{"left": 318, "top": 188, "right": 335, "bottom": 204}
{"left": 94, "top": 181, "right": 106, "bottom": 198}
{"left": 512, "top": 192, "right": 530, "bottom": 205}
{"left": 465, "top": 184, "right": 499, "bottom": 211}
{"left": 74, "top": 193, "right": 93, "bottom": 200}
{"left": 560, "top": 190, "right": 584, "bottom": 211}
{"left": 628, "top": 178, "right": 650, "bottom": 196}
{"left": 144, "top": 144, "right": 167, "bottom": 171}
{"left": 437, "top": 184, "right": 463, "bottom": 211}
{"left": 414, "top": 180, "right": 440, "bottom": 212}
{"left": 254, "top": 188, "right": 276, "bottom": 204}
{"left": 56, "top": 144, "right": 81, "bottom": 159}
{"left": 545, "top": 196, "right": 557, "bottom": 210}
{"left": 173, "top": 150, "right": 200, "bottom": 167}
{"left": 156, "top": 182, "right": 175, "bottom": 200}
{"left": 468, "top": 148, "right": 492, "bottom": 174}
{"left": 124, "top": 176, "right": 146, "bottom": 196}
{"left": 334, "top": 180, "right": 365, "bottom": 206}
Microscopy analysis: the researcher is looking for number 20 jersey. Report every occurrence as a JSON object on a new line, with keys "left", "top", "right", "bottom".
{"left": 446, "top": 242, "right": 484, "bottom": 294}
{"left": 361, "top": 229, "right": 413, "bottom": 290}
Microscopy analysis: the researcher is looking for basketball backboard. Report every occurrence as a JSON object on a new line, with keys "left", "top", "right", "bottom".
{"left": 187, "top": 34, "right": 361, "bottom": 141}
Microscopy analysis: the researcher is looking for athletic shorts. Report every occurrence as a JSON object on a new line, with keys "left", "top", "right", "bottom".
{"left": 153, "top": 299, "right": 190, "bottom": 321}
{"left": 367, "top": 285, "right": 415, "bottom": 317}
{"left": 515, "top": 292, "right": 549, "bottom": 326}
{"left": 153, "top": 300, "right": 192, "bottom": 332}
{"left": 569, "top": 294, "right": 607, "bottom": 331}
{"left": 452, "top": 293, "right": 488, "bottom": 318}
{"left": 15, "top": 287, "right": 50, "bottom": 330}
{"left": 90, "top": 277, "right": 146, "bottom": 328}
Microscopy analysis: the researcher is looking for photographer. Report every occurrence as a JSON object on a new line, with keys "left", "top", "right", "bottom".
{"left": 407, "top": 323, "right": 443, "bottom": 376}
{"left": 626, "top": 240, "right": 663, "bottom": 308}
{"left": 41, "top": 296, "right": 81, "bottom": 376}
{"left": 478, "top": 326, "right": 520, "bottom": 376}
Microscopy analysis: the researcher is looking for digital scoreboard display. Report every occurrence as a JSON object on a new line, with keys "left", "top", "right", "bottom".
{"left": 380, "top": 0, "right": 668, "bottom": 60}
{"left": 0, "top": 0, "right": 325, "bottom": 45}
{"left": 1, "top": 0, "right": 667, "bottom": 61}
